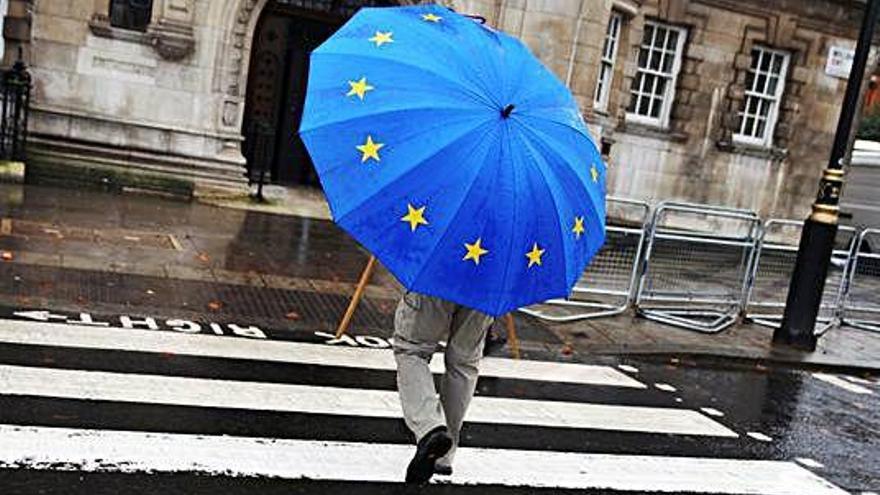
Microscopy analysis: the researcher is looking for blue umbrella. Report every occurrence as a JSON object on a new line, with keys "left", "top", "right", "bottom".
{"left": 300, "top": 4, "right": 606, "bottom": 317}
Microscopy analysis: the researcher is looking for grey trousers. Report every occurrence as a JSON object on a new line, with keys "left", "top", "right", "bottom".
{"left": 393, "top": 292, "right": 494, "bottom": 467}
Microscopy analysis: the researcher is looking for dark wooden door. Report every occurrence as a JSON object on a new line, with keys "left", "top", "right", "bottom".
{"left": 243, "top": 10, "right": 337, "bottom": 186}
{"left": 275, "top": 16, "right": 337, "bottom": 185}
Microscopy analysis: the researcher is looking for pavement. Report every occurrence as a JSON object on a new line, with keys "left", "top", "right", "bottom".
{"left": 1, "top": 183, "right": 879, "bottom": 493}
{"left": 0, "top": 182, "right": 878, "bottom": 373}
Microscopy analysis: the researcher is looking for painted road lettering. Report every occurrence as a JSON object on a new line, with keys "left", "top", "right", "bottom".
{"left": 9, "top": 308, "right": 267, "bottom": 340}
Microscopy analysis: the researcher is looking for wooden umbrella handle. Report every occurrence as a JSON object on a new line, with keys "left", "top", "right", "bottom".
{"left": 503, "top": 313, "right": 521, "bottom": 359}
{"left": 336, "top": 255, "right": 378, "bottom": 338}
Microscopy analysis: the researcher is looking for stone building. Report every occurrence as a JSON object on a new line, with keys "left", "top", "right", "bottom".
{"left": 1, "top": 0, "right": 869, "bottom": 218}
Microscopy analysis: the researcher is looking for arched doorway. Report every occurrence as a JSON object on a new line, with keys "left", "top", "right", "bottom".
{"left": 242, "top": 0, "right": 397, "bottom": 187}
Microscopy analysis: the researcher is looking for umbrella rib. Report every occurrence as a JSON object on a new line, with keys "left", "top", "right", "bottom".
{"left": 508, "top": 122, "right": 571, "bottom": 294}
{"left": 300, "top": 104, "right": 480, "bottom": 135}
{"left": 334, "top": 117, "right": 496, "bottom": 228}
{"left": 311, "top": 51, "right": 497, "bottom": 110}
{"left": 492, "top": 124, "right": 521, "bottom": 316}
{"left": 407, "top": 122, "right": 501, "bottom": 291}
{"left": 515, "top": 120, "right": 605, "bottom": 288}
{"left": 518, "top": 119, "right": 605, "bottom": 215}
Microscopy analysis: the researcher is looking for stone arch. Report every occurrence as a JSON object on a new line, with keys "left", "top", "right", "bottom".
{"left": 212, "top": 0, "right": 439, "bottom": 137}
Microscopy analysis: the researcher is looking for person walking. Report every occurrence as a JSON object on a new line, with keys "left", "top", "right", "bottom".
{"left": 393, "top": 291, "right": 494, "bottom": 484}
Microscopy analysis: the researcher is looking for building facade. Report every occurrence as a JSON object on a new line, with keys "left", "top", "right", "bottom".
{"left": 1, "top": 0, "right": 869, "bottom": 218}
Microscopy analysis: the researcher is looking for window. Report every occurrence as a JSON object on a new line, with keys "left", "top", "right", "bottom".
{"left": 594, "top": 12, "right": 622, "bottom": 111}
{"left": 109, "top": 0, "right": 153, "bottom": 32}
{"left": 734, "top": 47, "right": 789, "bottom": 147}
{"left": 626, "top": 21, "right": 687, "bottom": 127}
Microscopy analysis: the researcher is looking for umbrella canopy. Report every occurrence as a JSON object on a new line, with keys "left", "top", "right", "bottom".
{"left": 300, "top": 4, "right": 605, "bottom": 316}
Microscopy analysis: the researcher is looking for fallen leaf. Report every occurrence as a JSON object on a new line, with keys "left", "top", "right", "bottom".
{"left": 285, "top": 311, "right": 301, "bottom": 320}
{"left": 1, "top": 251, "right": 13, "bottom": 261}
{"left": 207, "top": 300, "right": 223, "bottom": 311}
{"left": 196, "top": 252, "right": 211, "bottom": 263}
{"left": 560, "top": 343, "right": 574, "bottom": 356}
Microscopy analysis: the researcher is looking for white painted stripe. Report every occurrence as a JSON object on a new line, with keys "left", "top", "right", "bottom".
{"left": 795, "top": 457, "right": 824, "bottom": 469}
{"left": 0, "top": 425, "right": 845, "bottom": 494}
{"left": 842, "top": 376, "right": 874, "bottom": 386}
{"left": 617, "top": 364, "right": 639, "bottom": 373}
{"left": 700, "top": 407, "right": 725, "bottom": 418}
{"left": 0, "top": 364, "right": 736, "bottom": 437}
{"left": 654, "top": 382, "right": 677, "bottom": 392}
{"left": 0, "top": 319, "right": 645, "bottom": 388}
{"left": 813, "top": 373, "right": 874, "bottom": 395}
{"left": 747, "top": 432, "right": 773, "bottom": 442}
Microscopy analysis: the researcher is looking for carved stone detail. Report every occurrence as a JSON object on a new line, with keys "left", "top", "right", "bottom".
{"left": 149, "top": 20, "right": 196, "bottom": 61}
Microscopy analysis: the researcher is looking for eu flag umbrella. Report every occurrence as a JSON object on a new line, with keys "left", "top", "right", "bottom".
{"left": 300, "top": 4, "right": 606, "bottom": 317}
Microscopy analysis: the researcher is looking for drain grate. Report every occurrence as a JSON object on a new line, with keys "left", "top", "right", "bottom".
{"left": 0, "top": 263, "right": 392, "bottom": 332}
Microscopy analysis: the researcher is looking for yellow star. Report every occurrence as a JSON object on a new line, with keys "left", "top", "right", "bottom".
{"left": 525, "top": 243, "right": 545, "bottom": 268}
{"left": 590, "top": 164, "right": 600, "bottom": 183}
{"left": 572, "top": 216, "right": 585, "bottom": 239}
{"left": 401, "top": 203, "right": 428, "bottom": 232}
{"left": 346, "top": 77, "right": 374, "bottom": 100}
{"left": 463, "top": 238, "right": 489, "bottom": 265}
{"left": 368, "top": 31, "right": 394, "bottom": 47}
{"left": 422, "top": 13, "right": 442, "bottom": 22}
{"left": 356, "top": 135, "right": 384, "bottom": 163}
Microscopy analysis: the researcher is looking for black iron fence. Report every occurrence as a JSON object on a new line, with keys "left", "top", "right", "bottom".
{"left": 0, "top": 56, "right": 31, "bottom": 162}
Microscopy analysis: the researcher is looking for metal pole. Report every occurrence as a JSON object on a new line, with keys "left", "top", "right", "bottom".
{"left": 775, "top": 0, "right": 880, "bottom": 350}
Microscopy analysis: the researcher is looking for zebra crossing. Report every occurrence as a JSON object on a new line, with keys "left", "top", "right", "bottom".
{"left": 0, "top": 319, "right": 848, "bottom": 494}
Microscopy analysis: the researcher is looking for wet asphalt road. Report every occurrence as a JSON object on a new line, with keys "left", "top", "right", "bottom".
{"left": 0, "top": 320, "right": 877, "bottom": 494}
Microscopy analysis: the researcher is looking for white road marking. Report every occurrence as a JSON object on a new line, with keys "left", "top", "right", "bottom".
{"left": 617, "top": 364, "right": 639, "bottom": 373}
{"left": 700, "top": 407, "right": 725, "bottom": 417}
{"left": 813, "top": 373, "right": 873, "bottom": 395}
{"left": 0, "top": 364, "right": 735, "bottom": 437}
{"left": 842, "top": 375, "right": 875, "bottom": 386}
{"left": 0, "top": 319, "right": 645, "bottom": 389}
{"left": 795, "top": 457, "right": 824, "bottom": 469}
{"left": 747, "top": 432, "right": 773, "bottom": 442}
{"left": 0, "top": 425, "right": 846, "bottom": 494}
{"left": 654, "top": 383, "right": 677, "bottom": 392}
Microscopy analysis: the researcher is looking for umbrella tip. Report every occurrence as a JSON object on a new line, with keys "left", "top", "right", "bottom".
{"left": 501, "top": 104, "right": 515, "bottom": 118}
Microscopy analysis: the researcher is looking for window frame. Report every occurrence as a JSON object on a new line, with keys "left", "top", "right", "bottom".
{"left": 109, "top": 0, "right": 154, "bottom": 32}
{"left": 594, "top": 11, "right": 623, "bottom": 112}
{"left": 625, "top": 20, "right": 687, "bottom": 129}
{"left": 732, "top": 46, "right": 790, "bottom": 148}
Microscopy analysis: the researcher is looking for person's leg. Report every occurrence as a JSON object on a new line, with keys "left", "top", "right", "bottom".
{"left": 436, "top": 306, "right": 493, "bottom": 471}
{"left": 393, "top": 292, "right": 453, "bottom": 439}
{"left": 393, "top": 292, "right": 457, "bottom": 483}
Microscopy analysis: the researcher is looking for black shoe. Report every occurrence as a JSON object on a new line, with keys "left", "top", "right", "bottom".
{"left": 434, "top": 464, "right": 453, "bottom": 476}
{"left": 405, "top": 426, "right": 452, "bottom": 484}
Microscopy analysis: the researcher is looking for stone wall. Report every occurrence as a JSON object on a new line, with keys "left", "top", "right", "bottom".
{"left": 24, "top": 0, "right": 251, "bottom": 195}
{"left": 6, "top": 0, "right": 869, "bottom": 214}
{"left": 452, "top": 0, "right": 864, "bottom": 220}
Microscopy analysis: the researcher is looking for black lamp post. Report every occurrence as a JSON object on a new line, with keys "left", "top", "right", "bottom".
{"left": 775, "top": 0, "right": 880, "bottom": 350}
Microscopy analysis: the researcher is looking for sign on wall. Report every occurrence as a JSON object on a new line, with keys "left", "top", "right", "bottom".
{"left": 826, "top": 45, "right": 855, "bottom": 79}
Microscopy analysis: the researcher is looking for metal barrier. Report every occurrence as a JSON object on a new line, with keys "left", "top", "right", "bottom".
{"left": 744, "top": 219, "right": 857, "bottom": 334}
{"left": 0, "top": 54, "right": 31, "bottom": 162}
{"left": 520, "top": 196, "right": 649, "bottom": 322}
{"left": 842, "top": 228, "right": 880, "bottom": 332}
{"left": 634, "top": 201, "right": 761, "bottom": 333}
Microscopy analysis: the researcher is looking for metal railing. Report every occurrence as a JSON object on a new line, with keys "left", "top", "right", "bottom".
{"left": 842, "top": 228, "right": 880, "bottom": 332}
{"left": 744, "top": 219, "right": 857, "bottom": 335}
{"left": 518, "top": 196, "right": 880, "bottom": 336}
{"left": 0, "top": 55, "right": 31, "bottom": 162}
{"left": 520, "top": 197, "right": 649, "bottom": 322}
{"left": 633, "top": 201, "right": 762, "bottom": 333}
